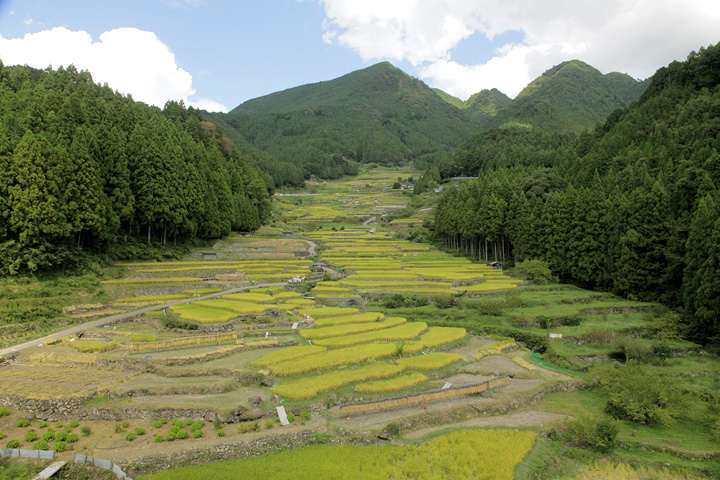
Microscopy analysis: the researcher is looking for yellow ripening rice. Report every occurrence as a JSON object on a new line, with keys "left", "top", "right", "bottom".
{"left": 348, "top": 273, "right": 420, "bottom": 281}
{"left": 462, "top": 282, "right": 519, "bottom": 293}
{"left": 314, "top": 322, "right": 427, "bottom": 348}
{"left": 313, "top": 312, "right": 384, "bottom": 327}
{"left": 67, "top": 340, "right": 120, "bottom": 353}
{"left": 340, "top": 280, "right": 452, "bottom": 288}
{"left": 269, "top": 343, "right": 398, "bottom": 377}
{"left": 192, "top": 299, "right": 270, "bottom": 314}
{"left": 272, "top": 363, "right": 405, "bottom": 400}
{"left": 115, "top": 294, "right": 188, "bottom": 304}
{"left": 396, "top": 352, "right": 464, "bottom": 370}
{"left": 285, "top": 298, "right": 316, "bottom": 306}
{"left": 101, "top": 277, "right": 204, "bottom": 285}
{"left": 298, "top": 307, "right": 360, "bottom": 318}
{"left": 170, "top": 304, "right": 238, "bottom": 323}
{"left": 275, "top": 303, "right": 301, "bottom": 311}
{"left": 354, "top": 372, "right": 427, "bottom": 394}
{"left": 183, "top": 288, "right": 222, "bottom": 296}
{"left": 358, "top": 287, "right": 457, "bottom": 295}
{"left": 512, "top": 357, "right": 536, "bottom": 371}
{"left": 222, "top": 292, "right": 275, "bottom": 303}
{"left": 312, "top": 286, "right": 355, "bottom": 293}
{"left": 272, "top": 291, "right": 302, "bottom": 300}
{"left": 251, "top": 345, "right": 327, "bottom": 368}
{"left": 301, "top": 317, "right": 408, "bottom": 340}
{"left": 403, "top": 327, "right": 467, "bottom": 354}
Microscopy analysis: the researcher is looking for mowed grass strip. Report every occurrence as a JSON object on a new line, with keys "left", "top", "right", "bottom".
{"left": 396, "top": 352, "right": 464, "bottom": 370}
{"left": 269, "top": 343, "right": 398, "bottom": 377}
{"left": 169, "top": 304, "right": 238, "bottom": 323}
{"left": 272, "top": 363, "right": 404, "bottom": 400}
{"left": 354, "top": 372, "right": 427, "bottom": 394}
{"left": 313, "top": 322, "right": 427, "bottom": 348}
{"left": 299, "top": 307, "right": 360, "bottom": 318}
{"left": 300, "top": 317, "right": 407, "bottom": 340}
{"left": 312, "top": 312, "right": 384, "bottom": 327}
{"left": 251, "top": 345, "right": 327, "bottom": 368}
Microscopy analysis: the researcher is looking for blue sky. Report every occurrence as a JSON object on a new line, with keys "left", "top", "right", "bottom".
{"left": 1, "top": 1, "right": 719, "bottom": 112}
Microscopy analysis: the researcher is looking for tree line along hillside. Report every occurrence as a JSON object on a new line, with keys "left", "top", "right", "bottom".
{"left": 0, "top": 61, "right": 272, "bottom": 274}
{"left": 429, "top": 43, "right": 720, "bottom": 343}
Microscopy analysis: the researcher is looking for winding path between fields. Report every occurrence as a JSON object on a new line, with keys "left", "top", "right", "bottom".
{"left": 0, "top": 282, "right": 286, "bottom": 357}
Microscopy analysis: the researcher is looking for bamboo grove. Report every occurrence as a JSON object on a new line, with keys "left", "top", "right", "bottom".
{"left": 430, "top": 43, "right": 720, "bottom": 343}
{"left": 0, "top": 62, "right": 272, "bottom": 274}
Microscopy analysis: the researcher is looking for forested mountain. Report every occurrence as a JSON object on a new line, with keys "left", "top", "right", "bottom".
{"left": 0, "top": 62, "right": 272, "bottom": 274}
{"left": 432, "top": 88, "right": 512, "bottom": 122}
{"left": 416, "top": 61, "right": 648, "bottom": 184}
{"left": 430, "top": 43, "right": 720, "bottom": 343}
{"left": 209, "top": 62, "right": 481, "bottom": 186}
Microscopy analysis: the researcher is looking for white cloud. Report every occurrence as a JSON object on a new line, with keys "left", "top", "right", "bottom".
{"left": 0, "top": 27, "right": 227, "bottom": 112}
{"left": 319, "top": 0, "right": 720, "bottom": 99}
{"left": 187, "top": 97, "right": 229, "bottom": 113}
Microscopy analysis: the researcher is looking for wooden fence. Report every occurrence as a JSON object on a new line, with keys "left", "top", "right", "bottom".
{"left": 339, "top": 374, "right": 513, "bottom": 416}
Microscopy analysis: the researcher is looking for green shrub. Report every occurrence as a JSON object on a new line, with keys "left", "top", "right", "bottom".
{"left": 185, "top": 419, "right": 194, "bottom": 426}
{"left": 0, "top": 407, "right": 10, "bottom": 417}
{"left": 154, "top": 421, "right": 164, "bottom": 429}
{"left": 38, "top": 420, "right": 48, "bottom": 428}
{"left": 217, "top": 429, "right": 225, "bottom": 437}
{"left": 67, "top": 433, "right": 79, "bottom": 443}
{"left": 55, "top": 431, "right": 68, "bottom": 441}
{"left": 0, "top": 431, "right": 4, "bottom": 440}
{"left": 6, "top": 439, "right": 19, "bottom": 448}
{"left": 286, "top": 413, "right": 296, "bottom": 423}
{"left": 161, "top": 316, "right": 199, "bottom": 330}
{"left": 121, "top": 420, "right": 129, "bottom": 428}
{"left": 69, "top": 420, "right": 79, "bottom": 428}
{"left": 514, "top": 259, "right": 553, "bottom": 283}
{"left": 165, "top": 432, "right": 175, "bottom": 442}
{"left": 265, "top": 421, "right": 274, "bottom": 430}
{"left": 155, "top": 435, "right": 164, "bottom": 443}
{"left": 42, "top": 431, "right": 54, "bottom": 442}
{"left": 17, "top": 419, "right": 30, "bottom": 428}
{"left": 170, "top": 426, "right": 181, "bottom": 434}
{"left": 593, "top": 362, "right": 685, "bottom": 425}
{"left": 176, "top": 429, "right": 189, "bottom": 440}
{"left": 193, "top": 429, "right": 203, "bottom": 438}
{"left": 191, "top": 420, "right": 205, "bottom": 431}
{"left": 81, "top": 426, "right": 91, "bottom": 437}
{"left": 24, "top": 431, "right": 38, "bottom": 442}
{"left": 54, "top": 441, "right": 66, "bottom": 452}
{"left": 213, "top": 419, "right": 222, "bottom": 430}
{"left": 555, "top": 416, "right": 620, "bottom": 453}
{"left": 125, "top": 433, "right": 136, "bottom": 441}
{"left": 33, "top": 440, "right": 48, "bottom": 450}
{"left": 135, "top": 428, "right": 146, "bottom": 436}
{"left": 300, "top": 412, "right": 311, "bottom": 421}
{"left": 432, "top": 294, "right": 456, "bottom": 309}
{"left": 384, "top": 422, "right": 401, "bottom": 437}
{"left": 310, "top": 433, "right": 331, "bottom": 444}
{"left": 172, "top": 419, "right": 184, "bottom": 428}
{"left": 114, "top": 424, "right": 125, "bottom": 434}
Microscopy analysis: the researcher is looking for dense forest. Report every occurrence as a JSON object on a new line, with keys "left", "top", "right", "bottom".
{"left": 0, "top": 61, "right": 272, "bottom": 274}
{"left": 429, "top": 43, "right": 720, "bottom": 343}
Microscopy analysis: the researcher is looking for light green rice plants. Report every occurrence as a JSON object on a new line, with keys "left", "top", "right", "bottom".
{"left": 300, "top": 317, "right": 408, "bottom": 340}
{"left": 285, "top": 299, "right": 316, "bottom": 306}
{"left": 298, "top": 307, "right": 359, "bottom": 318}
{"left": 251, "top": 345, "right": 328, "bottom": 368}
{"left": 314, "top": 322, "right": 427, "bottom": 348}
{"left": 115, "top": 294, "right": 188, "bottom": 303}
{"left": 354, "top": 372, "right": 427, "bottom": 394}
{"left": 272, "top": 363, "right": 404, "bottom": 400}
{"left": 272, "top": 291, "right": 302, "bottom": 300}
{"left": 170, "top": 304, "right": 238, "bottom": 323}
{"left": 269, "top": 343, "right": 399, "bottom": 377}
{"left": 193, "top": 299, "right": 270, "bottom": 314}
{"left": 129, "top": 334, "right": 158, "bottom": 343}
{"left": 222, "top": 292, "right": 275, "bottom": 303}
{"left": 313, "top": 312, "right": 384, "bottom": 327}
{"left": 396, "top": 352, "right": 464, "bottom": 370}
